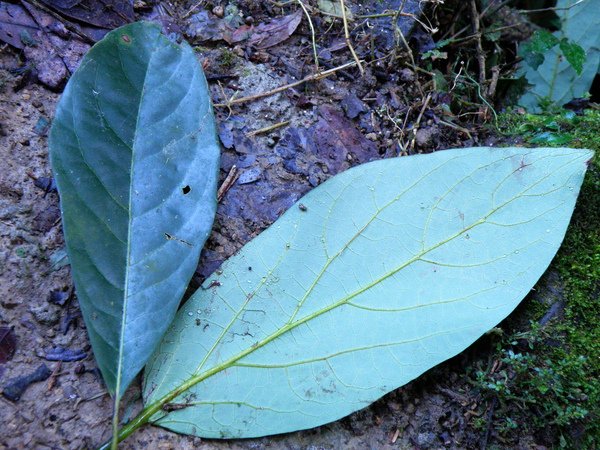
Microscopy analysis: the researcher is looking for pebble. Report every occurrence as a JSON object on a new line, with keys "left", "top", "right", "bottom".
{"left": 212, "top": 5, "right": 224, "bottom": 17}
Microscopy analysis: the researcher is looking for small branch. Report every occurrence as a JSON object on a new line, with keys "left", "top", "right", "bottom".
{"left": 470, "top": 0, "right": 486, "bottom": 88}
{"left": 213, "top": 61, "right": 357, "bottom": 108}
{"left": 296, "top": 0, "right": 319, "bottom": 71}
{"left": 519, "top": 0, "right": 586, "bottom": 13}
{"left": 217, "top": 165, "right": 239, "bottom": 202}
{"left": 339, "top": 0, "right": 364, "bottom": 75}
{"left": 182, "top": 0, "right": 205, "bottom": 19}
{"left": 486, "top": 65, "right": 500, "bottom": 99}
{"left": 409, "top": 93, "right": 432, "bottom": 151}
{"left": 246, "top": 120, "right": 290, "bottom": 137}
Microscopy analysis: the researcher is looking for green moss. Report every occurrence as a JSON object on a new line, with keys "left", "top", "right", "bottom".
{"left": 219, "top": 48, "right": 236, "bottom": 68}
{"left": 472, "top": 110, "right": 600, "bottom": 447}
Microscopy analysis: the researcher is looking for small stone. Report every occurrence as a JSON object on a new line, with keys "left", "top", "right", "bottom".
{"left": 365, "top": 132, "right": 378, "bottom": 141}
{"left": 21, "top": 93, "right": 31, "bottom": 101}
{"left": 212, "top": 5, "right": 224, "bottom": 17}
{"left": 415, "top": 126, "right": 438, "bottom": 148}
{"left": 30, "top": 303, "right": 60, "bottom": 326}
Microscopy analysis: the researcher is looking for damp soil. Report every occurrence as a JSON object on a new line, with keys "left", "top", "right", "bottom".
{"left": 0, "top": 2, "right": 567, "bottom": 449}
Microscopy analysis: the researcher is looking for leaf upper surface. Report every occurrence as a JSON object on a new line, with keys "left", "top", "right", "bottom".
{"left": 144, "top": 147, "right": 590, "bottom": 438}
{"left": 49, "top": 22, "right": 220, "bottom": 396}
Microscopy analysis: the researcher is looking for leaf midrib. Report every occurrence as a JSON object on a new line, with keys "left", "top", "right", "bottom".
{"left": 116, "top": 31, "right": 161, "bottom": 399}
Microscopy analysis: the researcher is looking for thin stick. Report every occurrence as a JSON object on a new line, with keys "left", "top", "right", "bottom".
{"left": 470, "top": 0, "right": 486, "bottom": 88}
{"left": 182, "top": 1, "right": 205, "bottom": 19}
{"left": 246, "top": 120, "right": 290, "bottom": 137}
{"left": 438, "top": 119, "right": 473, "bottom": 138}
{"left": 213, "top": 61, "right": 356, "bottom": 108}
{"left": 409, "top": 93, "right": 432, "bottom": 150}
{"left": 339, "top": 0, "right": 364, "bottom": 75}
{"left": 486, "top": 65, "right": 500, "bottom": 99}
{"left": 217, "top": 165, "right": 239, "bottom": 202}
{"left": 296, "top": 0, "right": 319, "bottom": 71}
{"left": 519, "top": 0, "right": 585, "bottom": 13}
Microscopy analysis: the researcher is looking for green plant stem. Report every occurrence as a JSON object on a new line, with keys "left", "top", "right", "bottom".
{"left": 110, "top": 396, "right": 120, "bottom": 450}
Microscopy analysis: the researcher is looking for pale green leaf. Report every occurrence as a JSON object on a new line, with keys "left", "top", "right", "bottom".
{"left": 143, "top": 147, "right": 591, "bottom": 438}
{"left": 519, "top": 0, "right": 600, "bottom": 111}
{"left": 49, "top": 22, "right": 220, "bottom": 398}
{"left": 318, "top": 0, "right": 353, "bottom": 19}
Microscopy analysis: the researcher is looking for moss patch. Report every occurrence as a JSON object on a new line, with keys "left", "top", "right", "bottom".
{"left": 471, "top": 110, "right": 600, "bottom": 447}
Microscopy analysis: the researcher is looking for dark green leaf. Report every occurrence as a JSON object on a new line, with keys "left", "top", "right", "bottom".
{"left": 49, "top": 22, "right": 220, "bottom": 398}
{"left": 559, "top": 38, "right": 586, "bottom": 75}
{"left": 530, "top": 131, "right": 573, "bottom": 145}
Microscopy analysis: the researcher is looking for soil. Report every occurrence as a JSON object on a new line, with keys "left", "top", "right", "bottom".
{"left": 0, "top": 1, "right": 575, "bottom": 449}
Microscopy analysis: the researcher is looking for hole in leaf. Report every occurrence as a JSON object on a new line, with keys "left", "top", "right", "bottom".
{"left": 182, "top": 185, "right": 191, "bottom": 195}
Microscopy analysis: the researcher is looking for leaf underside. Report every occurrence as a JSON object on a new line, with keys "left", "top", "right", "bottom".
{"left": 143, "top": 147, "right": 591, "bottom": 438}
{"left": 49, "top": 22, "right": 220, "bottom": 397}
{"left": 519, "top": 0, "right": 600, "bottom": 111}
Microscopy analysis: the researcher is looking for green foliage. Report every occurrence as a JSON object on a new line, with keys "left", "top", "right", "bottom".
{"left": 520, "top": 30, "right": 560, "bottom": 70}
{"left": 518, "top": 0, "right": 600, "bottom": 112}
{"left": 49, "top": 22, "right": 220, "bottom": 401}
{"left": 476, "top": 110, "right": 600, "bottom": 447}
{"left": 473, "top": 325, "right": 592, "bottom": 433}
{"left": 137, "top": 147, "right": 590, "bottom": 441}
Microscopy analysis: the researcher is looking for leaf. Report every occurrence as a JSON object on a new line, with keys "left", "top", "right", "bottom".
{"left": 559, "top": 39, "right": 586, "bottom": 75}
{"left": 519, "top": 0, "right": 600, "bottom": 112}
{"left": 143, "top": 147, "right": 591, "bottom": 439}
{"left": 318, "top": 0, "right": 353, "bottom": 19}
{"left": 49, "top": 22, "right": 220, "bottom": 398}
{"left": 247, "top": 11, "right": 302, "bottom": 49}
{"left": 529, "top": 131, "right": 574, "bottom": 146}
{"left": 519, "top": 30, "right": 560, "bottom": 70}
{"left": 38, "top": 0, "right": 133, "bottom": 30}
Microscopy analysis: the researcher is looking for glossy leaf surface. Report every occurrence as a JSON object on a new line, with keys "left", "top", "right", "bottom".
{"left": 49, "top": 22, "right": 220, "bottom": 397}
{"left": 144, "top": 147, "right": 590, "bottom": 438}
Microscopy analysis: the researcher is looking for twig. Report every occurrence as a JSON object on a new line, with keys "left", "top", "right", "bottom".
{"left": 393, "top": 3, "right": 424, "bottom": 97}
{"left": 480, "top": 396, "right": 498, "bottom": 450}
{"left": 339, "top": 0, "right": 364, "bottom": 75}
{"left": 213, "top": 61, "right": 357, "bottom": 108}
{"left": 46, "top": 362, "right": 62, "bottom": 390}
{"left": 438, "top": 119, "right": 473, "bottom": 139}
{"left": 26, "top": 0, "right": 95, "bottom": 45}
{"left": 182, "top": 1, "right": 205, "bottom": 19}
{"left": 246, "top": 120, "right": 290, "bottom": 137}
{"left": 486, "top": 65, "right": 500, "bottom": 99}
{"left": 470, "top": 0, "right": 486, "bottom": 88}
{"left": 444, "top": 0, "right": 507, "bottom": 44}
{"left": 519, "top": 0, "right": 586, "bottom": 13}
{"left": 409, "top": 93, "right": 432, "bottom": 151}
{"left": 217, "top": 165, "right": 239, "bottom": 202}
{"left": 296, "top": 0, "right": 319, "bottom": 71}
{"left": 83, "top": 391, "right": 109, "bottom": 402}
